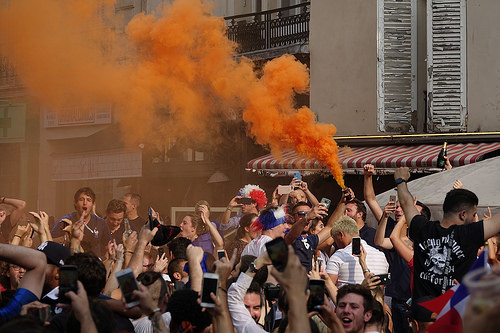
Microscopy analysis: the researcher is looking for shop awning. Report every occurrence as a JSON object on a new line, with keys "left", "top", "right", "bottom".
{"left": 246, "top": 142, "right": 500, "bottom": 176}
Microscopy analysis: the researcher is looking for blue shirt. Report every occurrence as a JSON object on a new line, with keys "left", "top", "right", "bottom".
{"left": 51, "top": 212, "right": 111, "bottom": 259}
{"left": 0, "top": 288, "right": 38, "bottom": 324}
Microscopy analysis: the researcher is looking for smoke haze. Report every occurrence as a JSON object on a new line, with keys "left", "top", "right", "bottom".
{"left": 0, "top": 0, "right": 344, "bottom": 187}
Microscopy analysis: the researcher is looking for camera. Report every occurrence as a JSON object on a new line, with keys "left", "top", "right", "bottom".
{"left": 263, "top": 283, "right": 281, "bottom": 301}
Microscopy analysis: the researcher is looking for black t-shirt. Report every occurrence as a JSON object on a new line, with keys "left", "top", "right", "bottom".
{"left": 129, "top": 216, "right": 147, "bottom": 232}
{"left": 409, "top": 215, "right": 484, "bottom": 300}
{"left": 359, "top": 224, "right": 377, "bottom": 248}
{"left": 382, "top": 217, "right": 411, "bottom": 301}
{"left": 292, "top": 234, "right": 319, "bottom": 272}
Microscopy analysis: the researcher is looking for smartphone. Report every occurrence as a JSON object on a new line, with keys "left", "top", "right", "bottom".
{"left": 217, "top": 250, "right": 225, "bottom": 260}
{"left": 265, "top": 237, "right": 288, "bottom": 272}
{"left": 148, "top": 206, "right": 159, "bottom": 230}
{"left": 352, "top": 237, "right": 361, "bottom": 256}
{"left": 174, "top": 281, "right": 186, "bottom": 291}
{"left": 294, "top": 171, "right": 301, "bottom": 183}
{"left": 389, "top": 195, "right": 396, "bottom": 203}
{"left": 200, "top": 273, "right": 219, "bottom": 308}
{"left": 278, "top": 185, "right": 293, "bottom": 195}
{"left": 37, "top": 307, "right": 52, "bottom": 323}
{"left": 307, "top": 279, "right": 325, "bottom": 312}
{"left": 236, "top": 197, "right": 252, "bottom": 205}
{"left": 317, "top": 257, "right": 324, "bottom": 271}
{"left": 58, "top": 265, "right": 78, "bottom": 304}
{"left": 374, "top": 273, "right": 392, "bottom": 285}
{"left": 116, "top": 268, "right": 140, "bottom": 308}
{"left": 320, "top": 197, "right": 331, "bottom": 210}
{"left": 158, "top": 247, "right": 165, "bottom": 258}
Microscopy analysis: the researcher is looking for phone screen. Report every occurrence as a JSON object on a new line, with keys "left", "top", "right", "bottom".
{"left": 217, "top": 250, "right": 225, "bottom": 260}
{"left": 352, "top": 237, "right": 361, "bottom": 256}
{"left": 59, "top": 265, "right": 78, "bottom": 303}
{"left": 307, "top": 279, "right": 325, "bottom": 311}
{"left": 116, "top": 269, "right": 140, "bottom": 307}
{"left": 265, "top": 237, "right": 288, "bottom": 272}
{"left": 389, "top": 195, "right": 396, "bottom": 203}
{"left": 294, "top": 172, "right": 301, "bottom": 182}
{"left": 201, "top": 274, "right": 218, "bottom": 307}
{"left": 236, "top": 197, "right": 252, "bottom": 205}
{"left": 320, "top": 197, "right": 331, "bottom": 210}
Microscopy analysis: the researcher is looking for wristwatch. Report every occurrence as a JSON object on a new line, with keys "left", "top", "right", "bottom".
{"left": 249, "top": 261, "right": 258, "bottom": 273}
{"left": 395, "top": 178, "right": 407, "bottom": 186}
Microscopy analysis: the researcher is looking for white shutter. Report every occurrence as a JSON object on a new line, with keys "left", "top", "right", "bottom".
{"left": 377, "top": 0, "right": 417, "bottom": 132}
{"left": 427, "top": 0, "right": 466, "bottom": 132}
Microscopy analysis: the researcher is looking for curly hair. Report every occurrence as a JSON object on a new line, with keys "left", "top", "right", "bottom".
{"left": 65, "top": 253, "right": 106, "bottom": 297}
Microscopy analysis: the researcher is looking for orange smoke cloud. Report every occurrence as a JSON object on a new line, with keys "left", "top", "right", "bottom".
{"left": 0, "top": 0, "right": 344, "bottom": 187}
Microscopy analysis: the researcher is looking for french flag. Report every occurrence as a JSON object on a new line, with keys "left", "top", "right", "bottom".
{"left": 421, "top": 250, "right": 489, "bottom": 333}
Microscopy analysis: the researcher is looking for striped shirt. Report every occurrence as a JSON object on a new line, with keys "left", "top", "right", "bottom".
{"left": 326, "top": 239, "right": 388, "bottom": 288}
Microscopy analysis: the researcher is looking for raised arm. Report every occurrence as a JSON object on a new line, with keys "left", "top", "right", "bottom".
{"left": 186, "top": 245, "right": 204, "bottom": 293}
{"left": 394, "top": 167, "right": 419, "bottom": 229}
{"left": 317, "top": 189, "right": 350, "bottom": 245}
{"left": 374, "top": 203, "right": 395, "bottom": 250}
{"left": 199, "top": 205, "right": 223, "bottom": 254}
{"left": 483, "top": 211, "right": 500, "bottom": 241}
{"left": 300, "top": 181, "right": 319, "bottom": 206}
{"left": 221, "top": 196, "right": 241, "bottom": 225}
{"left": 127, "top": 225, "right": 157, "bottom": 277}
{"left": 1, "top": 196, "right": 26, "bottom": 228}
{"left": 364, "top": 164, "right": 384, "bottom": 221}
{"left": 389, "top": 217, "right": 413, "bottom": 263}
{"left": 0, "top": 243, "right": 46, "bottom": 298}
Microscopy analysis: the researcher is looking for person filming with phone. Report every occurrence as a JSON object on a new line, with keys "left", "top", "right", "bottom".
{"left": 326, "top": 216, "right": 388, "bottom": 288}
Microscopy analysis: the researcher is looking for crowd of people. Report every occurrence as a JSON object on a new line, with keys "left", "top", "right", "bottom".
{"left": 0, "top": 164, "right": 499, "bottom": 333}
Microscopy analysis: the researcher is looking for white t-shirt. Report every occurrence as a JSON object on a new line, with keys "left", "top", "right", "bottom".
{"left": 241, "top": 235, "right": 273, "bottom": 258}
{"left": 326, "top": 239, "right": 388, "bottom": 288}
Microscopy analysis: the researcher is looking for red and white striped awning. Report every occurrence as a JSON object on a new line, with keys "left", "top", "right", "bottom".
{"left": 247, "top": 142, "right": 500, "bottom": 175}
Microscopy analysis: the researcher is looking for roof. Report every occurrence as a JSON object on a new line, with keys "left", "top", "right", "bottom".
{"left": 247, "top": 142, "right": 500, "bottom": 176}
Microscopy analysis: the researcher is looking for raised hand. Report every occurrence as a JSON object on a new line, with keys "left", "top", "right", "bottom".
{"left": 364, "top": 164, "right": 375, "bottom": 176}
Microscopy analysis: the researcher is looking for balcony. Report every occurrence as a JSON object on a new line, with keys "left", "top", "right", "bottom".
{"left": 225, "top": 2, "right": 310, "bottom": 57}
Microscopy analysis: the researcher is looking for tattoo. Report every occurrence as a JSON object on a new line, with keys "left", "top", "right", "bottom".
{"left": 150, "top": 311, "right": 168, "bottom": 333}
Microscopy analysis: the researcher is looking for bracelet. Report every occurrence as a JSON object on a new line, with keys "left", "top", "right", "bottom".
{"left": 226, "top": 207, "right": 232, "bottom": 211}
{"left": 218, "top": 286, "right": 227, "bottom": 293}
{"left": 125, "top": 251, "right": 134, "bottom": 255}
{"left": 13, "top": 235, "right": 21, "bottom": 239}
{"left": 1, "top": 197, "right": 5, "bottom": 203}
{"left": 363, "top": 268, "right": 370, "bottom": 273}
{"left": 148, "top": 308, "right": 161, "bottom": 319}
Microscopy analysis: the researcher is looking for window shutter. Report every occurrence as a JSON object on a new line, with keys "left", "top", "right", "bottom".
{"left": 377, "top": 0, "right": 417, "bottom": 132}
{"left": 426, "top": 0, "right": 466, "bottom": 132}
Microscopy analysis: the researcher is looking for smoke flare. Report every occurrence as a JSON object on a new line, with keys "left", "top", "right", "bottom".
{"left": 0, "top": 0, "right": 345, "bottom": 187}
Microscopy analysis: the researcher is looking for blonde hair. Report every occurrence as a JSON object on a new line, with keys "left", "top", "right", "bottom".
{"left": 331, "top": 216, "right": 359, "bottom": 238}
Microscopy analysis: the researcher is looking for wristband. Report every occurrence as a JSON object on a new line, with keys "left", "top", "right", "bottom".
{"left": 395, "top": 178, "right": 407, "bottom": 186}
{"left": 125, "top": 251, "right": 134, "bottom": 255}
{"left": 218, "top": 286, "right": 227, "bottom": 293}
{"left": 363, "top": 268, "right": 370, "bottom": 273}
{"left": 13, "top": 235, "right": 21, "bottom": 239}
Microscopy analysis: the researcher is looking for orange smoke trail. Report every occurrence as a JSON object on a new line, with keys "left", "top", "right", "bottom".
{"left": 243, "top": 55, "right": 344, "bottom": 188}
{"left": 0, "top": 0, "right": 345, "bottom": 187}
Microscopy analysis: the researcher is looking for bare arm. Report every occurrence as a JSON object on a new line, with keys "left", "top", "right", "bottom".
{"left": 1, "top": 196, "right": 26, "bottom": 228}
{"left": 186, "top": 245, "right": 204, "bottom": 293}
{"left": 301, "top": 181, "right": 319, "bottom": 206}
{"left": 364, "top": 164, "right": 384, "bottom": 221}
{"left": 103, "top": 244, "right": 124, "bottom": 296}
{"left": 0, "top": 243, "right": 46, "bottom": 298}
{"left": 221, "top": 196, "right": 241, "bottom": 225}
{"left": 394, "top": 167, "right": 419, "bottom": 229}
{"left": 199, "top": 205, "right": 223, "bottom": 254}
{"left": 211, "top": 251, "right": 237, "bottom": 333}
{"left": 128, "top": 226, "right": 158, "bottom": 277}
{"left": 483, "top": 211, "right": 500, "bottom": 240}
{"left": 389, "top": 217, "right": 413, "bottom": 263}
{"left": 317, "top": 190, "right": 349, "bottom": 245}
{"left": 374, "top": 203, "right": 395, "bottom": 250}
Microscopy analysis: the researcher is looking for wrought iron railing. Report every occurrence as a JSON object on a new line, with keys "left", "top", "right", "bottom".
{"left": 225, "top": 2, "right": 310, "bottom": 54}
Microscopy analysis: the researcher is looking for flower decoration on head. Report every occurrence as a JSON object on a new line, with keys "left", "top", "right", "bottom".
{"left": 237, "top": 184, "right": 267, "bottom": 210}
{"left": 252, "top": 205, "right": 287, "bottom": 231}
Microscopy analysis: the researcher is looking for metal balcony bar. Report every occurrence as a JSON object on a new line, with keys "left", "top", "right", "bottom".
{"left": 225, "top": 2, "right": 310, "bottom": 54}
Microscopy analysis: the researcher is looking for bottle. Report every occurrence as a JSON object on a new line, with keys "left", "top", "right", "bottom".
{"left": 437, "top": 142, "right": 448, "bottom": 168}
{"left": 123, "top": 218, "right": 132, "bottom": 239}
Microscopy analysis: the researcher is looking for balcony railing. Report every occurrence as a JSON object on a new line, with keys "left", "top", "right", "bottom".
{"left": 225, "top": 2, "right": 310, "bottom": 54}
